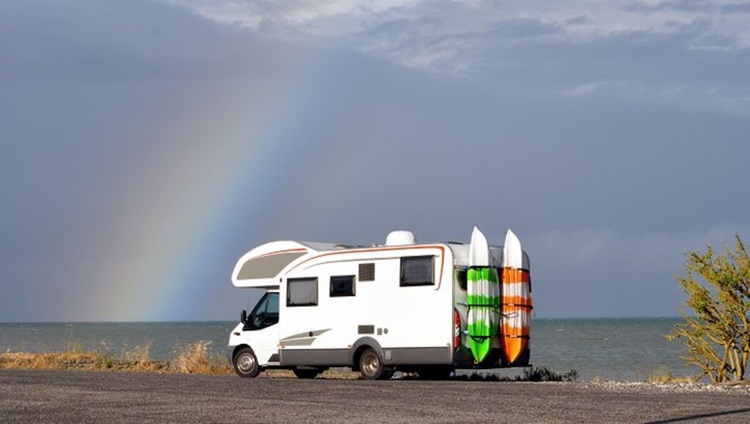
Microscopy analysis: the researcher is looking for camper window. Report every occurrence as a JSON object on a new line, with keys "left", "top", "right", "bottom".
{"left": 456, "top": 268, "right": 467, "bottom": 291}
{"left": 330, "top": 275, "right": 355, "bottom": 297}
{"left": 400, "top": 256, "right": 434, "bottom": 287}
{"left": 287, "top": 278, "right": 318, "bottom": 307}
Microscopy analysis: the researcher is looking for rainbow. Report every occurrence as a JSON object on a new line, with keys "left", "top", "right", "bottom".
{"left": 78, "top": 51, "right": 339, "bottom": 321}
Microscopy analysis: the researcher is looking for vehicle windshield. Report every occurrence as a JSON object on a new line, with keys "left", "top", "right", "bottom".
{"left": 245, "top": 292, "right": 279, "bottom": 331}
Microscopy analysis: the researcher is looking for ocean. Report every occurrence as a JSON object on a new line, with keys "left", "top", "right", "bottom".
{"left": 0, "top": 318, "right": 690, "bottom": 382}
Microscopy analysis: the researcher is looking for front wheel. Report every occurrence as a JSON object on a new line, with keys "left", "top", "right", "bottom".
{"left": 233, "top": 347, "right": 260, "bottom": 378}
{"left": 358, "top": 348, "right": 391, "bottom": 380}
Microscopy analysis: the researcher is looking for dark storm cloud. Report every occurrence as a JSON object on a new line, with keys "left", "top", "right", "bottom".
{"left": 1, "top": 0, "right": 748, "bottom": 320}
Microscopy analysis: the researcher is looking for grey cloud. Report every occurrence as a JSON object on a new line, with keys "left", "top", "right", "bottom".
{"left": 465, "top": 24, "right": 750, "bottom": 117}
{"left": 630, "top": 0, "right": 750, "bottom": 14}
{"left": 1, "top": 1, "right": 748, "bottom": 321}
{"left": 0, "top": 0, "right": 286, "bottom": 82}
{"left": 722, "top": 3, "right": 750, "bottom": 13}
{"left": 237, "top": 49, "right": 749, "bottom": 240}
{"left": 565, "top": 15, "right": 590, "bottom": 25}
{"left": 309, "top": 5, "right": 750, "bottom": 116}
{"left": 485, "top": 18, "right": 563, "bottom": 39}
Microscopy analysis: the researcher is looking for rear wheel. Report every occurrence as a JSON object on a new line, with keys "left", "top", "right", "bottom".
{"left": 293, "top": 368, "right": 321, "bottom": 379}
{"left": 233, "top": 347, "right": 260, "bottom": 378}
{"left": 358, "top": 348, "right": 391, "bottom": 380}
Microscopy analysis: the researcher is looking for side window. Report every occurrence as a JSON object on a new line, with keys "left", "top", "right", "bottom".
{"left": 400, "top": 256, "right": 434, "bottom": 287}
{"left": 330, "top": 275, "right": 355, "bottom": 297}
{"left": 287, "top": 278, "right": 318, "bottom": 307}
{"left": 456, "top": 268, "right": 467, "bottom": 291}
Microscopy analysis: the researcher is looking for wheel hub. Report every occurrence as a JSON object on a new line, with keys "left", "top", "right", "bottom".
{"left": 363, "top": 354, "right": 379, "bottom": 375}
{"left": 237, "top": 354, "right": 256, "bottom": 373}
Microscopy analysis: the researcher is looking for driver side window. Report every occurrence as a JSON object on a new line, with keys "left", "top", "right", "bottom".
{"left": 247, "top": 292, "right": 279, "bottom": 330}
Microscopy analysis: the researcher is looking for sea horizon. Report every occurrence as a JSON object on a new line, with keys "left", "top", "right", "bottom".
{"left": 0, "top": 315, "right": 684, "bottom": 325}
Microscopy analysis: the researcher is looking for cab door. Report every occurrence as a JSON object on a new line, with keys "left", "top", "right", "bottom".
{"left": 242, "top": 291, "right": 280, "bottom": 365}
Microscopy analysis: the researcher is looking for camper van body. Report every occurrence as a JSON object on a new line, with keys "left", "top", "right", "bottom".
{"left": 227, "top": 230, "right": 530, "bottom": 379}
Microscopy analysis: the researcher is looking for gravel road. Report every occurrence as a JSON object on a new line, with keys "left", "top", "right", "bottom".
{"left": 1, "top": 370, "right": 749, "bottom": 423}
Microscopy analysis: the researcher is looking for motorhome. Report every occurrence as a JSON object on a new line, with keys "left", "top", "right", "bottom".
{"left": 227, "top": 228, "right": 532, "bottom": 380}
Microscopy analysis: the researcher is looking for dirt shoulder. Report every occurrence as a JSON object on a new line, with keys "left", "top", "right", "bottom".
{"left": 1, "top": 369, "right": 749, "bottom": 423}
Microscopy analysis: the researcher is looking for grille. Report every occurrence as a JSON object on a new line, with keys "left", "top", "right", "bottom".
{"left": 358, "top": 263, "right": 375, "bottom": 281}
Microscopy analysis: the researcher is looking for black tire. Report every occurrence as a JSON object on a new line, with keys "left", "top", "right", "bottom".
{"left": 358, "top": 348, "right": 391, "bottom": 380}
{"left": 293, "top": 368, "right": 321, "bottom": 379}
{"left": 233, "top": 347, "right": 260, "bottom": 378}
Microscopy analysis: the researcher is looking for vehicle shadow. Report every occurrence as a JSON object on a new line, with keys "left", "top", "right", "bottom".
{"left": 645, "top": 407, "right": 750, "bottom": 424}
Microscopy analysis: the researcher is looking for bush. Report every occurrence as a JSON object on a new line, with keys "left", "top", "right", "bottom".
{"left": 667, "top": 235, "right": 750, "bottom": 383}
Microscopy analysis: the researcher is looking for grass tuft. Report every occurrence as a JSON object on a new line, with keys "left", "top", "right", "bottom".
{"left": 646, "top": 366, "right": 698, "bottom": 384}
{"left": 172, "top": 341, "right": 231, "bottom": 375}
{"left": 647, "top": 366, "right": 674, "bottom": 384}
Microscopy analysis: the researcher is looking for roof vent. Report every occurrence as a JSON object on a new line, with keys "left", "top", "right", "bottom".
{"left": 385, "top": 230, "right": 416, "bottom": 246}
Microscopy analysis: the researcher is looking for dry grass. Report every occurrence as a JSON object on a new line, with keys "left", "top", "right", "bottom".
{"left": 172, "top": 341, "right": 231, "bottom": 375}
{"left": 647, "top": 367, "right": 675, "bottom": 384}
{"left": 122, "top": 342, "right": 151, "bottom": 363}
{"left": 646, "top": 366, "right": 698, "bottom": 384}
{"left": 0, "top": 340, "right": 229, "bottom": 375}
{"left": 318, "top": 369, "right": 360, "bottom": 379}
{"left": 0, "top": 351, "right": 109, "bottom": 371}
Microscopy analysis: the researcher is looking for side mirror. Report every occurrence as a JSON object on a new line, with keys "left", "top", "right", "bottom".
{"left": 240, "top": 309, "right": 247, "bottom": 324}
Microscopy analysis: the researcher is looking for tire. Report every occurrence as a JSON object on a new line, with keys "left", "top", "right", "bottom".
{"left": 358, "top": 348, "right": 391, "bottom": 380}
{"left": 293, "top": 368, "right": 321, "bottom": 379}
{"left": 233, "top": 347, "right": 260, "bottom": 378}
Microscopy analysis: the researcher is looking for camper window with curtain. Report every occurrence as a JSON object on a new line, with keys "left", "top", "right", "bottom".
{"left": 287, "top": 278, "right": 318, "bottom": 306}
{"left": 400, "top": 256, "right": 434, "bottom": 287}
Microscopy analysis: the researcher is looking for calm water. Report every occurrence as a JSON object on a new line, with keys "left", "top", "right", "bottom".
{"left": 0, "top": 318, "right": 688, "bottom": 381}
{"left": 528, "top": 318, "right": 687, "bottom": 381}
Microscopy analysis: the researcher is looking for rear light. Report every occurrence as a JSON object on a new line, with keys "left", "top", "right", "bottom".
{"left": 454, "top": 309, "right": 461, "bottom": 348}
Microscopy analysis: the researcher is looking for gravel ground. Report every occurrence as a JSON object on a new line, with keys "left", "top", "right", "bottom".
{"left": 1, "top": 369, "right": 749, "bottom": 423}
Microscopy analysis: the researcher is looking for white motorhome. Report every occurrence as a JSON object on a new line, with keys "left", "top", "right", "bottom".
{"left": 227, "top": 229, "right": 531, "bottom": 380}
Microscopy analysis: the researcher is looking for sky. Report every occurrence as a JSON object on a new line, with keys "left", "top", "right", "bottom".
{"left": 1, "top": 0, "right": 748, "bottom": 322}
